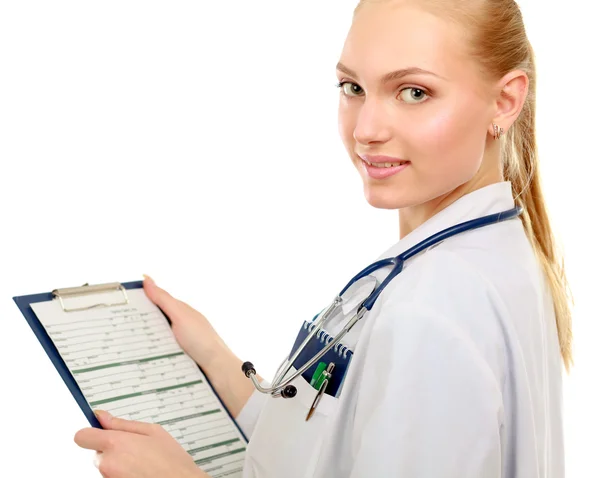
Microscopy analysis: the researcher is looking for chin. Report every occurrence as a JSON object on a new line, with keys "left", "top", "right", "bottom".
{"left": 363, "top": 186, "right": 414, "bottom": 210}
{"left": 355, "top": 160, "right": 419, "bottom": 210}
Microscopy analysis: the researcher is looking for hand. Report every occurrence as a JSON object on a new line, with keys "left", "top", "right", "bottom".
{"left": 74, "top": 410, "right": 210, "bottom": 478}
{"left": 142, "top": 275, "right": 257, "bottom": 417}
{"left": 143, "top": 275, "right": 227, "bottom": 368}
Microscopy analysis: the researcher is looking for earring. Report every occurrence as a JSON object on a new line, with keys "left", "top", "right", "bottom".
{"left": 492, "top": 123, "right": 504, "bottom": 140}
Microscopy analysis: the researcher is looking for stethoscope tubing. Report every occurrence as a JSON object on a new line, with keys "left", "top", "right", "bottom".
{"left": 243, "top": 206, "right": 523, "bottom": 398}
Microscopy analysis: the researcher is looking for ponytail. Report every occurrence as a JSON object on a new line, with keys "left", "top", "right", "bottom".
{"left": 503, "top": 43, "right": 573, "bottom": 371}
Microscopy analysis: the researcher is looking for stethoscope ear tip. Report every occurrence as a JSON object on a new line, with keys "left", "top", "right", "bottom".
{"left": 242, "top": 361, "right": 256, "bottom": 377}
{"left": 282, "top": 385, "right": 297, "bottom": 398}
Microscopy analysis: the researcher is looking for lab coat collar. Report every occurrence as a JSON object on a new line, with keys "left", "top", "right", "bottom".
{"left": 377, "top": 181, "right": 515, "bottom": 260}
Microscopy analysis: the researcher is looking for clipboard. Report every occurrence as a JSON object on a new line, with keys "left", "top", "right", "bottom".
{"left": 12, "top": 280, "right": 249, "bottom": 445}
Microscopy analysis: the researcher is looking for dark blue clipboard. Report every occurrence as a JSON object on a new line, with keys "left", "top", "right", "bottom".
{"left": 12, "top": 280, "right": 248, "bottom": 443}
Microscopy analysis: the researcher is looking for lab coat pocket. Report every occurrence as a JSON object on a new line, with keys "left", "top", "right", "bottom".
{"left": 243, "top": 366, "right": 339, "bottom": 478}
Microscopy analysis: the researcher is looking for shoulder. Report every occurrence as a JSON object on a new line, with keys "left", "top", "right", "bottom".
{"left": 378, "top": 245, "right": 503, "bottom": 328}
{"left": 365, "top": 246, "right": 510, "bottom": 384}
{"left": 376, "top": 222, "right": 540, "bottom": 331}
{"left": 349, "top": 249, "right": 509, "bottom": 475}
{"left": 362, "top": 222, "right": 544, "bottom": 382}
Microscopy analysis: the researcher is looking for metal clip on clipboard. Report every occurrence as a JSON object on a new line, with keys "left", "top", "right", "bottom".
{"left": 52, "top": 282, "right": 129, "bottom": 312}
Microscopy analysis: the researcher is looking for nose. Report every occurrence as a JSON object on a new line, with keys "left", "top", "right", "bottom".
{"left": 352, "top": 97, "right": 393, "bottom": 146}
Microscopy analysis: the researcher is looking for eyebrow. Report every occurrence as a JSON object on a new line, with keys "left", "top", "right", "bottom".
{"left": 336, "top": 62, "right": 447, "bottom": 82}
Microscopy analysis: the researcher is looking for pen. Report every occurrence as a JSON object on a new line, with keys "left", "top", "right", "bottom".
{"left": 306, "top": 362, "right": 335, "bottom": 421}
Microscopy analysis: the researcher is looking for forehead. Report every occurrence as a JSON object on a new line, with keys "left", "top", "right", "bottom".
{"left": 340, "top": 3, "right": 472, "bottom": 83}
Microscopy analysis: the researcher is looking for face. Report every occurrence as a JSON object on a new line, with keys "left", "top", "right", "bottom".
{"left": 337, "top": 2, "right": 497, "bottom": 211}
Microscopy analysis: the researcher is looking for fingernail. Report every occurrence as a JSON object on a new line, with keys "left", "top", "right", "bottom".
{"left": 143, "top": 274, "right": 155, "bottom": 285}
{"left": 94, "top": 409, "right": 112, "bottom": 421}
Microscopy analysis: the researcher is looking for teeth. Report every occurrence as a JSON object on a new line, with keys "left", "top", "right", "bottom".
{"left": 366, "top": 161, "right": 404, "bottom": 168}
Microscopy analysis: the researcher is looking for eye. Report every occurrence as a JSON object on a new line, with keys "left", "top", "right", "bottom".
{"left": 336, "top": 82, "right": 430, "bottom": 104}
{"left": 336, "top": 81, "right": 364, "bottom": 97}
{"left": 399, "top": 87, "right": 429, "bottom": 104}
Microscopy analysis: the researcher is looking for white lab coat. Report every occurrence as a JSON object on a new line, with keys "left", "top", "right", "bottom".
{"left": 235, "top": 181, "right": 564, "bottom": 478}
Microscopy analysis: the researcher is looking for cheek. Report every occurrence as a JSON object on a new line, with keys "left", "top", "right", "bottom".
{"left": 409, "top": 101, "right": 487, "bottom": 173}
{"left": 338, "top": 106, "right": 355, "bottom": 153}
{"left": 418, "top": 111, "right": 456, "bottom": 151}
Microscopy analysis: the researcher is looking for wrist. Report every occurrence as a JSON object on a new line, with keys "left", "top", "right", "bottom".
{"left": 200, "top": 343, "right": 256, "bottom": 418}
{"left": 207, "top": 347, "right": 246, "bottom": 392}
{"left": 188, "top": 466, "right": 211, "bottom": 478}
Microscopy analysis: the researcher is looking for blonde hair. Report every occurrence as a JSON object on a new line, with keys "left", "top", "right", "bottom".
{"left": 354, "top": 0, "right": 573, "bottom": 371}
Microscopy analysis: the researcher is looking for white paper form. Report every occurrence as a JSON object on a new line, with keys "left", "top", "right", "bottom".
{"left": 30, "top": 288, "right": 246, "bottom": 478}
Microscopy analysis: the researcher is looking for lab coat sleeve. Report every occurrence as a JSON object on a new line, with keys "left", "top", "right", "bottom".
{"left": 235, "top": 380, "right": 270, "bottom": 439}
{"left": 349, "top": 301, "right": 504, "bottom": 478}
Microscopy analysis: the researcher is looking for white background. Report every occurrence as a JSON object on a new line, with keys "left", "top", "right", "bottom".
{"left": 0, "top": 1, "right": 597, "bottom": 476}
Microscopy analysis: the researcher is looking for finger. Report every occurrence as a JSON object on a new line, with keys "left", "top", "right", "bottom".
{"left": 142, "top": 275, "right": 185, "bottom": 319}
{"left": 74, "top": 427, "right": 114, "bottom": 451}
{"left": 95, "top": 409, "right": 162, "bottom": 436}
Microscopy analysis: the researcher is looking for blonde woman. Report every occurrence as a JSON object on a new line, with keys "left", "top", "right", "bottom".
{"left": 75, "top": 1, "right": 571, "bottom": 476}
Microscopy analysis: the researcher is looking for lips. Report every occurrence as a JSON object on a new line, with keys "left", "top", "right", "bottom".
{"left": 358, "top": 154, "right": 411, "bottom": 179}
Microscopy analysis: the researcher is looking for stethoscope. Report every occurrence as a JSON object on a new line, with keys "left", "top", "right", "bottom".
{"left": 242, "top": 206, "right": 523, "bottom": 399}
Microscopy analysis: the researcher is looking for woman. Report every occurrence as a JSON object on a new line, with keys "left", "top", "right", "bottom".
{"left": 74, "top": 0, "right": 571, "bottom": 476}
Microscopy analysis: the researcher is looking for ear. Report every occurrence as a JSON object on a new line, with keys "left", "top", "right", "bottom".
{"left": 489, "top": 69, "right": 529, "bottom": 136}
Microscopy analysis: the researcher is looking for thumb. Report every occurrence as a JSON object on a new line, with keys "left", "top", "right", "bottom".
{"left": 143, "top": 275, "right": 182, "bottom": 319}
{"left": 94, "top": 409, "right": 113, "bottom": 429}
{"left": 94, "top": 410, "right": 160, "bottom": 436}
